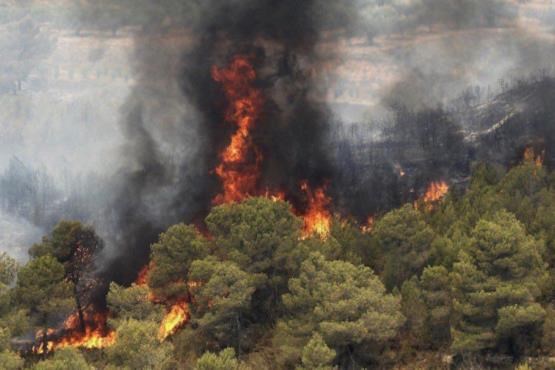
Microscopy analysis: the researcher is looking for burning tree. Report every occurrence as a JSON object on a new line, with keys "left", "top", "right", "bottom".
{"left": 211, "top": 55, "right": 265, "bottom": 205}
{"left": 29, "top": 221, "right": 104, "bottom": 335}
{"left": 15, "top": 221, "right": 118, "bottom": 355}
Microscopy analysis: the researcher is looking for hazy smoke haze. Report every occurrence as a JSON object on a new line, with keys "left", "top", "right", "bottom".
{"left": 0, "top": 0, "right": 553, "bottom": 276}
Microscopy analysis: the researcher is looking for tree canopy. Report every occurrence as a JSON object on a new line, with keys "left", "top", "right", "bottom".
{"left": 0, "top": 161, "right": 553, "bottom": 369}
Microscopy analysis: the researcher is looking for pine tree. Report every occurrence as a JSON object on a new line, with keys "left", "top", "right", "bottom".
{"left": 148, "top": 223, "right": 208, "bottom": 301}
{"left": 277, "top": 253, "right": 404, "bottom": 368}
{"left": 187, "top": 258, "right": 264, "bottom": 355}
{"left": 195, "top": 348, "right": 240, "bottom": 370}
{"left": 451, "top": 211, "right": 547, "bottom": 356}
{"left": 14, "top": 255, "right": 74, "bottom": 355}
{"left": 373, "top": 205, "right": 437, "bottom": 289}
{"left": 420, "top": 266, "right": 452, "bottom": 348}
{"left": 299, "top": 333, "right": 336, "bottom": 370}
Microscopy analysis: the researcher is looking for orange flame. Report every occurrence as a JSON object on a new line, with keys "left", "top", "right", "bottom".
{"left": 422, "top": 181, "right": 449, "bottom": 203}
{"left": 523, "top": 147, "right": 544, "bottom": 167}
{"left": 414, "top": 181, "right": 449, "bottom": 211}
{"left": 34, "top": 311, "right": 115, "bottom": 354}
{"left": 361, "top": 216, "right": 374, "bottom": 233}
{"left": 138, "top": 265, "right": 195, "bottom": 341}
{"left": 265, "top": 188, "right": 286, "bottom": 202}
{"left": 212, "top": 55, "right": 264, "bottom": 204}
{"left": 135, "top": 263, "right": 161, "bottom": 302}
{"left": 135, "top": 264, "right": 150, "bottom": 286}
{"left": 158, "top": 300, "right": 189, "bottom": 341}
{"left": 301, "top": 181, "right": 332, "bottom": 239}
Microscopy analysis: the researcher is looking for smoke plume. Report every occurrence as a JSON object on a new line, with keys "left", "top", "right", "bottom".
{"left": 66, "top": 0, "right": 555, "bottom": 282}
{"left": 102, "top": 0, "right": 362, "bottom": 282}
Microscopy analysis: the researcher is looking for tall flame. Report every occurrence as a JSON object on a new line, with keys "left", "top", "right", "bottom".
{"left": 158, "top": 300, "right": 189, "bottom": 341}
{"left": 212, "top": 55, "right": 264, "bottom": 204}
{"left": 301, "top": 181, "right": 332, "bottom": 239}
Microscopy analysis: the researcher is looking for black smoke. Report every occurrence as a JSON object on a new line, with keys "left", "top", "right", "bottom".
{"left": 102, "top": 0, "right": 360, "bottom": 284}
{"left": 92, "top": 0, "right": 554, "bottom": 285}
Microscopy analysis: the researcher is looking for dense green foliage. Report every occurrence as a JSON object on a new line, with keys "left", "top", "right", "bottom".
{"left": 148, "top": 224, "right": 208, "bottom": 302}
{"left": 451, "top": 211, "right": 546, "bottom": 355}
{"left": 0, "top": 159, "right": 553, "bottom": 369}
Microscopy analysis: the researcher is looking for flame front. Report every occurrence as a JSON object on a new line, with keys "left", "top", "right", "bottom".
{"left": 212, "top": 55, "right": 264, "bottom": 204}
{"left": 34, "top": 311, "right": 115, "bottom": 354}
{"left": 301, "top": 182, "right": 332, "bottom": 239}
{"left": 158, "top": 300, "right": 189, "bottom": 341}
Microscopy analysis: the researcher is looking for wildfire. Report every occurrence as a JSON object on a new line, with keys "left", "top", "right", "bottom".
{"left": 523, "top": 147, "right": 544, "bottom": 167}
{"left": 413, "top": 181, "right": 449, "bottom": 211}
{"left": 265, "top": 188, "right": 286, "bottom": 202}
{"left": 135, "top": 264, "right": 150, "bottom": 286}
{"left": 136, "top": 263, "right": 193, "bottom": 340}
{"left": 158, "top": 300, "right": 189, "bottom": 341}
{"left": 301, "top": 181, "right": 332, "bottom": 239}
{"left": 212, "top": 55, "right": 264, "bottom": 204}
{"left": 211, "top": 57, "right": 334, "bottom": 238}
{"left": 422, "top": 181, "right": 449, "bottom": 204}
{"left": 135, "top": 263, "right": 160, "bottom": 302}
{"left": 361, "top": 216, "right": 374, "bottom": 233}
{"left": 34, "top": 310, "right": 115, "bottom": 354}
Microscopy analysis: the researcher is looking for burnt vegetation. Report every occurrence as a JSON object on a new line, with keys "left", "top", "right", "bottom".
{"left": 1, "top": 1, "right": 555, "bottom": 369}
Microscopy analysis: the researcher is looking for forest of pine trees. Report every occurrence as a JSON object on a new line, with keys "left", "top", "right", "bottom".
{"left": 0, "top": 156, "right": 554, "bottom": 369}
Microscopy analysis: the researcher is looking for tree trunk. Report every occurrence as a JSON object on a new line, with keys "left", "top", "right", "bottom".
{"left": 42, "top": 315, "right": 49, "bottom": 359}
{"left": 74, "top": 284, "right": 86, "bottom": 333}
{"left": 235, "top": 314, "right": 241, "bottom": 357}
{"left": 340, "top": 345, "right": 357, "bottom": 370}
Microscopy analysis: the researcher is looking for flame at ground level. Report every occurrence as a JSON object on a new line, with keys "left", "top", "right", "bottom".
{"left": 48, "top": 326, "right": 116, "bottom": 351}
{"left": 158, "top": 300, "right": 189, "bottom": 341}
{"left": 300, "top": 182, "right": 332, "bottom": 239}
{"left": 33, "top": 311, "right": 115, "bottom": 354}
{"left": 136, "top": 265, "right": 194, "bottom": 341}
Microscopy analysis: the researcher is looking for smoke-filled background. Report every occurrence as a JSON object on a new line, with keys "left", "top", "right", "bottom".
{"left": 0, "top": 0, "right": 554, "bottom": 283}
